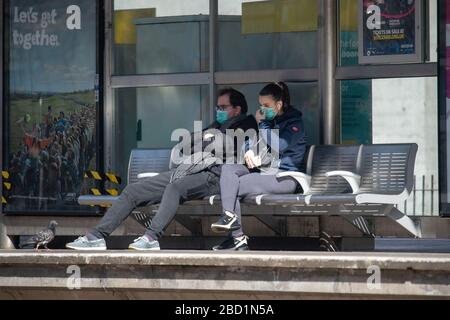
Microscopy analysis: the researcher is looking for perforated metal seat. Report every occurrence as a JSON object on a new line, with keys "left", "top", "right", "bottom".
{"left": 307, "top": 144, "right": 417, "bottom": 204}
{"left": 78, "top": 144, "right": 421, "bottom": 238}
{"left": 307, "top": 143, "right": 419, "bottom": 237}
{"left": 243, "top": 144, "right": 419, "bottom": 237}
{"left": 307, "top": 144, "right": 360, "bottom": 195}
{"left": 355, "top": 143, "right": 417, "bottom": 203}
{"left": 127, "top": 149, "right": 172, "bottom": 184}
{"left": 240, "top": 145, "right": 359, "bottom": 206}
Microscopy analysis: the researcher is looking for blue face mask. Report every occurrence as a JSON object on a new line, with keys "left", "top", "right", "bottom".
{"left": 261, "top": 106, "right": 277, "bottom": 121}
{"left": 216, "top": 110, "right": 229, "bottom": 124}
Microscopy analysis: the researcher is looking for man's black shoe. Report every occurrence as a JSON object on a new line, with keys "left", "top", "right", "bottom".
{"left": 212, "top": 235, "right": 249, "bottom": 251}
{"left": 211, "top": 211, "right": 241, "bottom": 233}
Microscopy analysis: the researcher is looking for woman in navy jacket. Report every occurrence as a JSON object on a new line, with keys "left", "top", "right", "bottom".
{"left": 210, "top": 82, "right": 307, "bottom": 250}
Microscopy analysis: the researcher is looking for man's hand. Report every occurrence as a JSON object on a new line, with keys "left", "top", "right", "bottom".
{"left": 255, "top": 109, "right": 265, "bottom": 124}
{"left": 244, "top": 150, "right": 261, "bottom": 169}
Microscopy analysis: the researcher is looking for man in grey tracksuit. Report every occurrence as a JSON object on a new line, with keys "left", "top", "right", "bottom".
{"left": 66, "top": 88, "right": 258, "bottom": 250}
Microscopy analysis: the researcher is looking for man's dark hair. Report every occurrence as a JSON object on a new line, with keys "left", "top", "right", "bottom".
{"left": 218, "top": 88, "right": 248, "bottom": 114}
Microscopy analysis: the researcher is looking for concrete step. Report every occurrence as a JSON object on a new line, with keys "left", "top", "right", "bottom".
{"left": 1, "top": 250, "right": 449, "bottom": 299}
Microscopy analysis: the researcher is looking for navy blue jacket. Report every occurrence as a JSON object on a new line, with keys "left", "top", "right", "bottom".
{"left": 259, "top": 107, "right": 307, "bottom": 172}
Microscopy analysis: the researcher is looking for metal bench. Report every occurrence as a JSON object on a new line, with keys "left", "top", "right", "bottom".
{"left": 248, "top": 143, "right": 420, "bottom": 237}
{"left": 78, "top": 143, "right": 421, "bottom": 238}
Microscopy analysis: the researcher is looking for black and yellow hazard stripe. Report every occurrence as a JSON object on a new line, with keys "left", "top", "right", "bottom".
{"left": 105, "top": 189, "right": 119, "bottom": 196}
{"left": 105, "top": 173, "right": 121, "bottom": 185}
{"left": 2, "top": 171, "right": 10, "bottom": 180}
{"left": 90, "top": 188, "right": 103, "bottom": 196}
{"left": 84, "top": 171, "right": 122, "bottom": 185}
{"left": 83, "top": 170, "right": 122, "bottom": 207}
{"left": 90, "top": 188, "right": 107, "bottom": 207}
{"left": 90, "top": 188, "right": 119, "bottom": 196}
{"left": 84, "top": 171, "right": 103, "bottom": 181}
{"left": 2, "top": 170, "right": 11, "bottom": 204}
{"left": 89, "top": 188, "right": 119, "bottom": 207}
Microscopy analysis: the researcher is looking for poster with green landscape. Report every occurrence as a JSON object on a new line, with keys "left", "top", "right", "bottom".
{"left": 4, "top": 0, "right": 99, "bottom": 213}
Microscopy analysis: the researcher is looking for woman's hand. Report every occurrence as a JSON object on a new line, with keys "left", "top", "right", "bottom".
{"left": 255, "top": 109, "right": 265, "bottom": 124}
{"left": 244, "top": 150, "right": 256, "bottom": 168}
{"left": 244, "top": 150, "right": 261, "bottom": 169}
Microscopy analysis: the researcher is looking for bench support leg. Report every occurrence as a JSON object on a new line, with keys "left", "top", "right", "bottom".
{"left": 174, "top": 216, "right": 203, "bottom": 236}
{"left": 132, "top": 211, "right": 154, "bottom": 229}
{"left": 341, "top": 213, "right": 374, "bottom": 237}
{"left": 385, "top": 206, "right": 422, "bottom": 238}
{"left": 132, "top": 210, "right": 203, "bottom": 236}
{"left": 255, "top": 216, "right": 287, "bottom": 236}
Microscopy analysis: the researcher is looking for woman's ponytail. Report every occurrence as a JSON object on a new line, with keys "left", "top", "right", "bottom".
{"left": 259, "top": 81, "right": 292, "bottom": 112}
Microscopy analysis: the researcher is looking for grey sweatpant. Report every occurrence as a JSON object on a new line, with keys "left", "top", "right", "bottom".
{"left": 90, "top": 170, "right": 220, "bottom": 240}
{"left": 220, "top": 164, "right": 298, "bottom": 238}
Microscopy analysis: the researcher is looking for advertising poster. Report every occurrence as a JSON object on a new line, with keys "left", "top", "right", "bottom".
{"left": 3, "top": 0, "right": 99, "bottom": 214}
{"left": 358, "top": 0, "right": 422, "bottom": 64}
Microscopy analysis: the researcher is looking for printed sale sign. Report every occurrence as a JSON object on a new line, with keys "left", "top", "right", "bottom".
{"left": 358, "top": 0, "right": 423, "bottom": 64}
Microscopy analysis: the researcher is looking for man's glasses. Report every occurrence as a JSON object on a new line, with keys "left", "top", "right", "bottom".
{"left": 216, "top": 104, "right": 233, "bottom": 111}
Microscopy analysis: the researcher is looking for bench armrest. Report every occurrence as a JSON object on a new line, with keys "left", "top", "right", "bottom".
{"left": 276, "top": 171, "right": 311, "bottom": 194}
{"left": 356, "top": 189, "right": 410, "bottom": 205}
{"left": 325, "top": 170, "right": 361, "bottom": 194}
{"left": 78, "top": 195, "right": 118, "bottom": 206}
{"left": 137, "top": 172, "right": 160, "bottom": 179}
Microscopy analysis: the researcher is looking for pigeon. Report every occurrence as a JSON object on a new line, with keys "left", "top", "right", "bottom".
{"left": 19, "top": 220, "right": 58, "bottom": 251}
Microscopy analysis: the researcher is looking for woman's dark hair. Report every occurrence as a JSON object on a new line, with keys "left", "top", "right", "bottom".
{"left": 259, "top": 82, "right": 291, "bottom": 112}
{"left": 218, "top": 88, "right": 248, "bottom": 114}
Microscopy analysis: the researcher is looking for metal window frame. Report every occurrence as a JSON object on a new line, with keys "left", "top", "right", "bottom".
{"left": 0, "top": 0, "right": 439, "bottom": 220}
{"left": 335, "top": 0, "right": 437, "bottom": 81}
{"left": 0, "top": 0, "right": 438, "bottom": 207}
{"left": 437, "top": 0, "right": 450, "bottom": 217}
{"left": 104, "top": 0, "right": 114, "bottom": 171}
{"left": 104, "top": 0, "right": 438, "bottom": 143}
{"left": 208, "top": 0, "right": 217, "bottom": 124}
{"left": 319, "top": 0, "right": 338, "bottom": 145}
{"left": 111, "top": 73, "right": 211, "bottom": 88}
{"left": 104, "top": 0, "right": 323, "bottom": 170}
{"left": 336, "top": 63, "right": 438, "bottom": 80}
{"left": 0, "top": 0, "right": 4, "bottom": 218}
{"left": 215, "top": 68, "right": 319, "bottom": 84}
